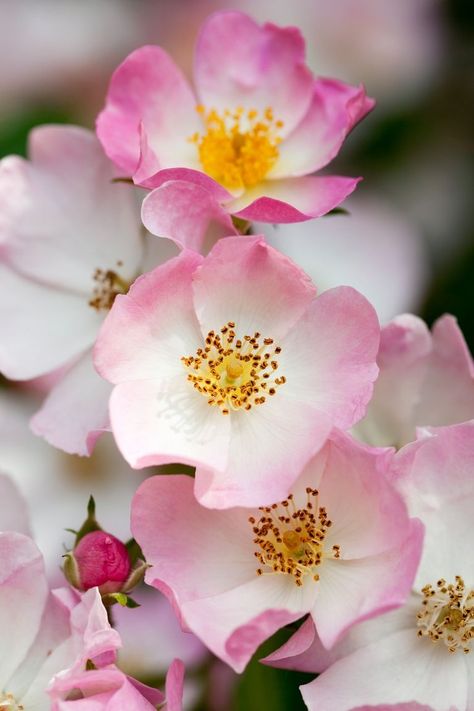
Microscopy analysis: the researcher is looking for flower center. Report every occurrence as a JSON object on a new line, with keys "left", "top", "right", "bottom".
{"left": 416, "top": 576, "right": 474, "bottom": 654}
{"left": 182, "top": 322, "right": 286, "bottom": 415}
{"left": 89, "top": 261, "right": 130, "bottom": 311}
{"left": 249, "top": 489, "right": 341, "bottom": 587}
{"left": 191, "top": 106, "right": 283, "bottom": 190}
{"left": 0, "top": 692, "right": 24, "bottom": 710}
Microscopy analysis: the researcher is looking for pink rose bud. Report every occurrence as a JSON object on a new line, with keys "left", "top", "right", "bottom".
{"left": 73, "top": 530, "right": 131, "bottom": 593}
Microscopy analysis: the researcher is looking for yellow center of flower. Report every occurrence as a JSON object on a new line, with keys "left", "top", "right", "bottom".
{"left": 181, "top": 322, "right": 285, "bottom": 415}
{"left": 249, "top": 489, "right": 341, "bottom": 587}
{"left": 416, "top": 576, "right": 474, "bottom": 654}
{"left": 191, "top": 106, "right": 283, "bottom": 190}
{"left": 89, "top": 261, "right": 130, "bottom": 311}
{"left": 0, "top": 693, "right": 24, "bottom": 710}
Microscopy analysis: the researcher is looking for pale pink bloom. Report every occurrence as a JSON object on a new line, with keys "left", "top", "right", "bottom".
{"left": 131, "top": 430, "right": 423, "bottom": 672}
{"left": 0, "top": 531, "right": 119, "bottom": 710}
{"left": 97, "top": 10, "right": 374, "bottom": 225}
{"left": 49, "top": 659, "right": 184, "bottom": 711}
{"left": 266, "top": 422, "right": 474, "bottom": 711}
{"left": 95, "top": 236, "right": 380, "bottom": 508}
{"left": 0, "top": 471, "right": 31, "bottom": 536}
{"left": 0, "top": 124, "right": 175, "bottom": 456}
{"left": 354, "top": 313, "right": 474, "bottom": 448}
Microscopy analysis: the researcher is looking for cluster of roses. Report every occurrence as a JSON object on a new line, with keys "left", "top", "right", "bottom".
{"left": 0, "top": 11, "right": 473, "bottom": 711}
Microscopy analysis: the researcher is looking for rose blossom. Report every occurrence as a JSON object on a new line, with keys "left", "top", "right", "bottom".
{"left": 354, "top": 313, "right": 474, "bottom": 448}
{"left": 95, "top": 235, "right": 380, "bottom": 508}
{"left": 265, "top": 422, "right": 474, "bottom": 710}
{"left": 131, "top": 430, "right": 423, "bottom": 672}
{"left": 97, "top": 10, "right": 374, "bottom": 232}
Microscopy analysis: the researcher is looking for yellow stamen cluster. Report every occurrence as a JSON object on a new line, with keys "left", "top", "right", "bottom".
{"left": 89, "top": 261, "right": 130, "bottom": 311}
{"left": 191, "top": 106, "right": 283, "bottom": 190}
{"left": 0, "top": 692, "right": 24, "bottom": 710}
{"left": 416, "top": 576, "right": 474, "bottom": 653}
{"left": 182, "top": 322, "right": 285, "bottom": 415}
{"left": 249, "top": 489, "right": 341, "bottom": 587}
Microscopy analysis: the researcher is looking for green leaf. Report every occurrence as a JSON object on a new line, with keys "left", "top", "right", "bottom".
{"left": 105, "top": 592, "right": 141, "bottom": 609}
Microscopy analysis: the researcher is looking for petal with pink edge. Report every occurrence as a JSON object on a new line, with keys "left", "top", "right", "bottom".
{"left": 300, "top": 629, "right": 467, "bottom": 711}
{"left": 94, "top": 250, "right": 203, "bottom": 385}
{"left": 271, "top": 79, "right": 375, "bottom": 178}
{"left": 194, "top": 11, "right": 314, "bottom": 136}
{"left": 228, "top": 175, "right": 360, "bottom": 223}
{"left": 30, "top": 351, "right": 111, "bottom": 456}
{"left": 279, "top": 287, "right": 380, "bottom": 430}
{"left": 141, "top": 180, "right": 237, "bottom": 254}
{"left": 0, "top": 532, "right": 48, "bottom": 690}
{"left": 311, "top": 519, "right": 424, "bottom": 650}
{"left": 96, "top": 46, "right": 200, "bottom": 178}
{"left": 192, "top": 236, "right": 315, "bottom": 342}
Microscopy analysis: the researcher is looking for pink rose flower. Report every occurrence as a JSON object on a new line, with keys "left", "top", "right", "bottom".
{"left": 97, "top": 10, "right": 374, "bottom": 237}
{"left": 0, "top": 124, "right": 174, "bottom": 456}
{"left": 94, "top": 235, "right": 380, "bottom": 508}
{"left": 131, "top": 430, "right": 423, "bottom": 672}
{"left": 354, "top": 314, "right": 474, "bottom": 448}
{"left": 266, "top": 422, "right": 474, "bottom": 710}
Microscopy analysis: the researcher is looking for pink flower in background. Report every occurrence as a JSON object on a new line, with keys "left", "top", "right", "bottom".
{"left": 97, "top": 10, "right": 374, "bottom": 228}
{"left": 131, "top": 431, "right": 423, "bottom": 672}
{"left": 0, "top": 124, "right": 176, "bottom": 456}
{"left": 265, "top": 422, "right": 474, "bottom": 710}
{"left": 95, "top": 236, "right": 380, "bottom": 508}
{"left": 354, "top": 313, "right": 474, "bottom": 448}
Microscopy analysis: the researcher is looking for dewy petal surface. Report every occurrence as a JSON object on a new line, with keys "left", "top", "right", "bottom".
{"left": 194, "top": 11, "right": 314, "bottom": 137}
{"left": 96, "top": 45, "right": 200, "bottom": 178}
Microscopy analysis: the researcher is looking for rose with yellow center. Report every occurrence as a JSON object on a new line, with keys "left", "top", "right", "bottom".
{"left": 416, "top": 576, "right": 474, "bottom": 654}
{"left": 190, "top": 106, "right": 283, "bottom": 191}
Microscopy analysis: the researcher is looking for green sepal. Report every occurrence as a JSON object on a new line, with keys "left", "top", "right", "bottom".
{"left": 73, "top": 496, "right": 102, "bottom": 547}
{"left": 125, "top": 538, "right": 144, "bottom": 567}
{"left": 324, "top": 207, "right": 350, "bottom": 217}
{"left": 62, "top": 551, "right": 82, "bottom": 589}
{"left": 103, "top": 592, "right": 141, "bottom": 608}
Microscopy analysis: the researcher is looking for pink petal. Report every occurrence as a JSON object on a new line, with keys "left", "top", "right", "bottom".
{"left": 50, "top": 668, "right": 158, "bottom": 710}
{"left": 141, "top": 180, "right": 237, "bottom": 254}
{"left": 301, "top": 629, "right": 467, "bottom": 710}
{"left": 94, "top": 250, "right": 203, "bottom": 385}
{"left": 0, "top": 265, "right": 99, "bottom": 380}
{"left": 96, "top": 46, "right": 200, "bottom": 178}
{"left": 0, "top": 532, "right": 48, "bottom": 689}
{"left": 30, "top": 351, "right": 111, "bottom": 456}
{"left": 229, "top": 175, "right": 360, "bottom": 222}
{"left": 192, "top": 235, "right": 316, "bottom": 342}
{"left": 194, "top": 11, "right": 314, "bottom": 136}
{"left": 271, "top": 79, "right": 375, "bottom": 178}
{"left": 278, "top": 287, "right": 380, "bottom": 430}
{"left": 261, "top": 616, "right": 318, "bottom": 673}
{"left": 164, "top": 659, "right": 185, "bottom": 711}
{"left": 69, "top": 587, "right": 121, "bottom": 670}
{"left": 0, "top": 126, "right": 142, "bottom": 293}
{"left": 311, "top": 518, "right": 423, "bottom": 649}
{"left": 0, "top": 473, "right": 31, "bottom": 536}
{"left": 194, "top": 398, "right": 332, "bottom": 509}
{"left": 109, "top": 377, "right": 230, "bottom": 472}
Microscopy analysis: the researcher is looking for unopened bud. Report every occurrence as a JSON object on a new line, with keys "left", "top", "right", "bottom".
{"left": 67, "top": 530, "right": 131, "bottom": 594}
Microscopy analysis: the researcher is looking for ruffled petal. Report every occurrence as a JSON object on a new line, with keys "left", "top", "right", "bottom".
{"left": 271, "top": 79, "right": 375, "bottom": 178}
{"left": 96, "top": 46, "right": 200, "bottom": 178}
{"left": 141, "top": 180, "right": 237, "bottom": 253}
{"left": 192, "top": 235, "right": 316, "bottom": 342}
{"left": 194, "top": 11, "right": 314, "bottom": 136}
{"left": 228, "top": 175, "right": 360, "bottom": 222}
{"left": 30, "top": 351, "right": 111, "bottom": 456}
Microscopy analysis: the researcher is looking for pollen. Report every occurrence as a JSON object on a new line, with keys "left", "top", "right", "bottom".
{"left": 249, "top": 489, "right": 341, "bottom": 587}
{"left": 89, "top": 261, "right": 130, "bottom": 311}
{"left": 190, "top": 106, "right": 283, "bottom": 190}
{"left": 181, "top": 322, "right": 285, "bottom": 414}
{"left": 0, "top": 692, "right": 24, "bottom": 710}
{"left": 416, "top": 576, "right": 474, "bottom": 654}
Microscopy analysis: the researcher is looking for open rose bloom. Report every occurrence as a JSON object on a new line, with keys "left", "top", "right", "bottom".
{"left": 95, "top": 235, "right": 380, "bottom": 508}
{"left": 265, "top": 422, "right": 474, "bottom": 710}
{"left": 97, "top": 10, "right": 374, "bottom": 241}
{"left": 131, "top": 430, "right": 423, "bottom": 672}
